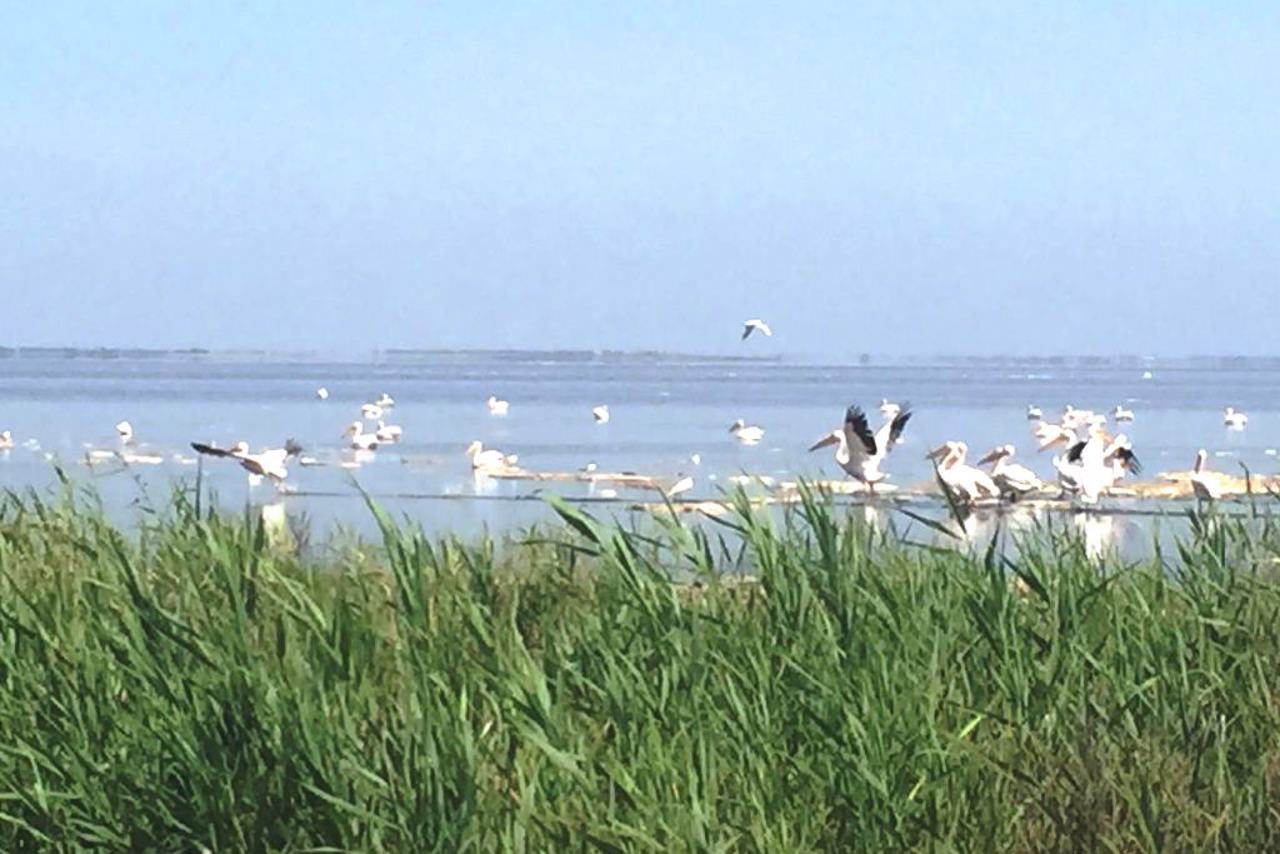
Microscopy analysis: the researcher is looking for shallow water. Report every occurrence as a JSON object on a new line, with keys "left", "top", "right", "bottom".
{"left": 0, "top": 349, "right": 1276, "bottom": 543}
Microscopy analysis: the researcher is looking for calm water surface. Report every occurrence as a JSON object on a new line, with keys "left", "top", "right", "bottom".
{"left": 1, "top": 350, "right": 1277, "bottom": 550}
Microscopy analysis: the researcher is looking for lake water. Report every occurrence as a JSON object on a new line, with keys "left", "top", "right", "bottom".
{"left": 1, "top": 349, "right": 1276, "bottom": 548}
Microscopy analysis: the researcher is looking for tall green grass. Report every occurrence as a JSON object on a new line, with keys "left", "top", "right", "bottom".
{"left": 1, "top": 483, "right": 1280, "bottom": 852}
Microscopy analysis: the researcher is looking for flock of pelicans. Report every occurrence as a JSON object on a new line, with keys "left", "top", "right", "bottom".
{"left": 807, "top": 398, "right": 1251, "bottom": 505}
{"left": 0, "top": 319, "right": 1256, "bottom": 507}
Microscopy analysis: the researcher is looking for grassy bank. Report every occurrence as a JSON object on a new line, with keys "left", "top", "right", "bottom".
{"left": 1, "top": 485, "right": 1280, "bottom": 852}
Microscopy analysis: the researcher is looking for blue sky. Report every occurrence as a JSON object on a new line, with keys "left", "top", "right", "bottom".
{"left": 2, "top": 2, "right": 1277, "bottom": 357}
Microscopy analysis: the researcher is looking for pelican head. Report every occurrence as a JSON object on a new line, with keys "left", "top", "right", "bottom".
{"left": 466, "top": 440, "right": 484, "bottom": 458}
{"left": 115, "top": 420, "right": 134, "bottom": 441}
{"left": 231, "top": 440, "right": 250, "bottom": 455}
{"left": 729, "top": 419, "right": 746, "bottom": 433}
{"left": 344, "top": 421, "right": 363, "bottom": 438}
{"left": 1194, "top": 448, "right": 1208, "bottom": 473}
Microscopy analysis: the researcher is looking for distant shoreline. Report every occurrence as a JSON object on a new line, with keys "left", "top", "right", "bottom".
{"left": 0, "top": 345, "right": 1277, "bottom": 371}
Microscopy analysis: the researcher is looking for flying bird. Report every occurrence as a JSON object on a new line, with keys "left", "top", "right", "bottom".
{"left": 190, "top": 439, "right": 303, "bottom": 489}
{"left": 741, "top": 319, "right": 772, "bottom": 340}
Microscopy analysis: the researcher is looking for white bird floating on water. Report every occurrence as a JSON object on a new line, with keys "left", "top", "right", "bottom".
{"left": 1026, "top": 405, "right": 1043, "bottom": 421}
{"left": 190, "top": 439, "right": 303, "bottom": 491}
{"left": 0, "top": 431, "right": 13, "bottom": 450}
{"left": 977, "top": 444, "right": 1043, "bottom": 498}
{"left": 741, "top": 319, "right": 772, "bottom": 340}
{"left": 487, "top": 396, "right": 510, "bottom": 416}
{"left": 316, "top": 387, "right": 329, "bottom": 400}
{"left": 592, "top": 405, "right": 610, "bottom": 424}
{"left": 1189, "top": 449, "right": 1222, "bottom": 501}
{"left": 809, "top": 404, "right": 912, "bottom": 493}
{"left": 928, "top": 441, "right": 1000, "bottom": 504}
{"left": 375, "top": 420, "right": 403, "bottom": 444}
{"left": 361, "top": 403, "right": 384, "bottom": 421}
{"left": 343, "top": 422, "right": 380, "bottom": 451}
{"left": 467, "top": 440, "right": 516, "bottom": 471}
{"left": 1113, "top": 405, "right": 1135, "bottom": 422}
{"left": 729, "top": 419, "right": 765, "bottom": 445}
{"left": 1223, "top": 407, "right": 1248, "bottom": 430}
{"left": 115, "top": 421, "right": 134, "bottom": 444}
{"left": 375, "top": 393, "right": 395, "bottom": 409}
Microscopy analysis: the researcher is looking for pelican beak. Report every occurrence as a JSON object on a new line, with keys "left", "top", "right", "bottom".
{"left": 925, "top": 443, "right": 950, "bottom": 461}
{"left": 976, "top": 448, "right": 1001, "bottom": 466}
{"left": 808, "top": 431, "right": 839, "bottom": 452}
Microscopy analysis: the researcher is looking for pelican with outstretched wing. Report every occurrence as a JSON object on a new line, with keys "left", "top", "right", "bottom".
{"left": 809, "top": 404, "right": 912, "bottom": 492}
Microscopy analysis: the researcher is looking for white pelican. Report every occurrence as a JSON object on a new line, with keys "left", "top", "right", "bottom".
{"left": 343, "top": 422, "right": 380, "bottom": 451}
{"left": 976, "top": 444, "right": 1043, "bottom": 498}
{"left": 375, "top": 420, "right": 403, "bottom": 444}
{"left": 190, "top": 439, "right": 303, "bottom": 489}
{"left": 487, "top": 395, "right": 510, "bottom": 416}
{"left": 592, "top": 405, "right": 610, "bottom": 424}
{"left": 375, "top": 393, "right": 395, "bottom": 408}
{"left": 729, "top": 419, "right": 765, "bottom": 445}
{"left": 115, "top": 421, "right": 134, "bottom": 444}
{"left": 1055, "top": 426, "right": 1141, "bottom": 503}
{"left": 1189, "top": 449, "right": 1222, "bottom": 501}
{"left": 0, "top": 431, "right": 12, "bottom": 450}
{"left": 1060, "top": 406, "right": 1097, "bottom": 433}
{"left": 1223, "top": 407, "right": 1248, "bottom": 430}
{"left": 361, "top": 403, "right": 384, "bottom": 421}
{"left": 1026, "top": 405, "right": 1043, "bottom": 421}
{"left": 927, "top": 441, "right": 999, "bottom": 504}
{"left": 1034, "top": 421, "right": 1078, "bottom": 452}
{"left": 741, "top": 319, "right": 772, "bottom": 340}
{"left": 316, "top": 387, "right": 329, "bottom": 400}
{"left": 878, "top": 399, "right": 901, "bottom": 421}
{"left": 1112, "top": 405, "right": 1134, "bottom": 422}
{"left": 467, "top": 440, "right": 516, "bottom": 471}
{"left": 808, "top": 404, "right": 912, "bottom": 492}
